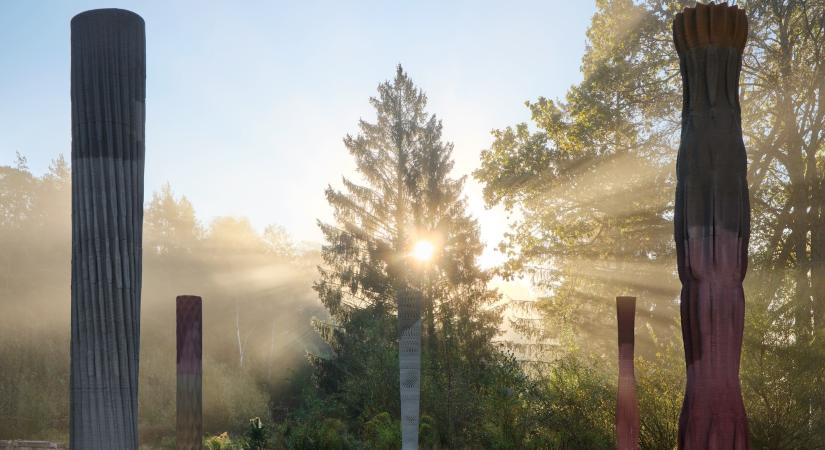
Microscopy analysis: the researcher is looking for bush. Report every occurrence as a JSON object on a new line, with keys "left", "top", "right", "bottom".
{"left": 280, "top": 417, "right": 355, "bottom": 450}
{"left": 244, "top": 417, "right": 271, "bottom": 450}
{"left": 204, "top": 432, "right": 243, "bottom": 450}
{"left": 363, "top": 412, "right": 400, "bottom": 450}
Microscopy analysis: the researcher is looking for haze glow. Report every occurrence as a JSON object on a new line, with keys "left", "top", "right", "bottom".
{"left": 0, "top": 0, "right": 595, "bottom": 269}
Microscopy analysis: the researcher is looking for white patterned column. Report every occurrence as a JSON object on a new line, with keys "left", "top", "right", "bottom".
{"left": 398, "top": 287, "right": 421, "bottom": 450}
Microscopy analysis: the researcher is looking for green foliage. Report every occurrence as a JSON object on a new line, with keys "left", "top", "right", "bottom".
{"left": 635, "top": 347, "right": 681, "bottom": 450}
{"left": 302, "top": 65, "right": 512, "bottom": 449}
{"left": 278, "top": 417, "right": 355, "bottom": 450}
{"left": 539, "top": 356, "right": 614, "bottom": 450}
{"left": 475, "top": 0, "right": 678, "bottom": 359}
{"left": 243, "top": 417, "right": 270, "bottom": 450}
{"left": 417, "top": 414, "right": 438, "bottom": 449}
{"left": 204, "top": 432, "right": 243, "bottom": 450}
{"left": 475, "top": 0, "right": 825, "bottom": 447}
{"left": 363, "top": 412, "right": 401, "bottom": 450}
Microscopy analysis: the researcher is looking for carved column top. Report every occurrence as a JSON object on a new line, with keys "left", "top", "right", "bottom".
{"left": 673, "top": 2, "right": 747, "bottom": 55}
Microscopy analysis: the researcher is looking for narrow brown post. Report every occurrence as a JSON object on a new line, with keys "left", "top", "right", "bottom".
{"left": 177, "top": 295, "right": 203, "bottom": 450}
{"left": 616, "top": 296, "right": 639, "bottom": 450}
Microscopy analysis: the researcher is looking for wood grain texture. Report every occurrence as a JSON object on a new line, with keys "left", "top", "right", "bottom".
{"left": 177, "top": 296, "right": 203, "bottom": 450}
{"left": 673, "top": 3, "right": 750, "bottom": 449}
{"left": 616, "top": 296, "right": 639, "bottom": 450}
{"left": 69, "top": 9, "right": 145, "bottom": 450}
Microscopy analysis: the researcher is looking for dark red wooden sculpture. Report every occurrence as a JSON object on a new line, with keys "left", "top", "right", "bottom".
{"left": 177, "top": 295, "right": 203, "bottom": 450}
{"left": 616, "top": 296, "right": 639, "bottom": 450}
{"left": 673, "top": 3, "right": 750, "bottom": 448}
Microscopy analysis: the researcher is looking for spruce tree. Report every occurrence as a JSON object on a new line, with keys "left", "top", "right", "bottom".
{"left": 313, "top": 65, "right": 503, "bottom": 448}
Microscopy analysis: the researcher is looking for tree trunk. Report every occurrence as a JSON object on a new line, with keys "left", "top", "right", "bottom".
{"left": 177, "top": 296, "right": 203, "bottom": 450}
{"left": 673, "top": 4, "right": 750, "bottom": 449}
{"left": 70, "top": 9, "right": 145, "bottom": 449}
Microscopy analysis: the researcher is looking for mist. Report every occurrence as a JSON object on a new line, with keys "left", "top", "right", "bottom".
{"left": 0, "top": 156, "right": 326, "bottom": 442}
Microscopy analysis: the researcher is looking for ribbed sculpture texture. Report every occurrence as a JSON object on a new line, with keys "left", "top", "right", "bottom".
{"left": 177, "top": 296, "right": 203, "bottom": 450}
{"left": 616, "top": 296, "right": 639, "bottom": 450}
{"left": 673, "top": 3, "right": 750, "bottom": 448}
{"left": 398, "top": 287, "right": 421, "bottom": 450}
{"left": 70, "top": 9, "right": 146, "bottom": 449}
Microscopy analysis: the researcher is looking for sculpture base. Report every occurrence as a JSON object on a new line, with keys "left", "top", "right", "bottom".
{"left": 678, "top": 234, "right": 749, "bottom": 450}
{"left": 678, "top": 414, "right": 748, "bottom": 450}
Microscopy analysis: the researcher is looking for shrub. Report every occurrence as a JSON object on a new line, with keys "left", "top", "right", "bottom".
{"left": 204, "top": 432, "right": 242, "bottom": 450}
{"left": 244, "top": 417, "right": 271, "bottom": 450}
{"left": 363, "top": 412, "right": 400, "bottom": 450}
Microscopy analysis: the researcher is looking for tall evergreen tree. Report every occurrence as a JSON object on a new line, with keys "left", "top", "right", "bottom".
{"left": 312, "top": 66, "right": 504, "bottom": 448}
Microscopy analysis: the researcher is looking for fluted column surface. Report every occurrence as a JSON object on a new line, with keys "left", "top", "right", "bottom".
{"left": 673, "top": 3, "right": 750, "bottom": 448}
{"left": 70, "top": 9, "right": 146, "bottom": 450}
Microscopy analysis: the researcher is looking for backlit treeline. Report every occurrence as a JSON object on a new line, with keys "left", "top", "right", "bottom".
{"left": 1, "top": 0, "right": 823, "bottom": 449}
{"left": 0, "top": 154, "right": 325, "bottom": 444}
{"left": 475, "top": 0, "right": 825, "bottom": 448}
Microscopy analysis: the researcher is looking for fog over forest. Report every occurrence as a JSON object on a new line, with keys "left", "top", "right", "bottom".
{"left": 0, "top": 156, "right": 326, "bottom": 442}
{"left": 2, "top": 1, "right": 825, "bottom": 449}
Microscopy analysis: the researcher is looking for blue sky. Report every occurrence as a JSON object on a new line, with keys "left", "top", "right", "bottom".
{"left": 0, "top": 1, "right": 595, "bottom": 265}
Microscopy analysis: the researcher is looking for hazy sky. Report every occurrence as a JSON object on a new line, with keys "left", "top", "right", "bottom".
{"left": 0, "top": 1, "right": 595, "bottom": 266}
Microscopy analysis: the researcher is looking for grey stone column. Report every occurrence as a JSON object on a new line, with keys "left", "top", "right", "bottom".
{"left": 70, "top": 9, "right": 146, "bottom": 449}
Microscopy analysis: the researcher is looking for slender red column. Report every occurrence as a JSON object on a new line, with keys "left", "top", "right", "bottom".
{"left": 177, "top": 295, "right": 203, "bottom": 450}
{"left": 673, "top": 3, "right": 750, "bottom": 448}
{"left": 616, "top": 296, "right": 639, "bottom": 450}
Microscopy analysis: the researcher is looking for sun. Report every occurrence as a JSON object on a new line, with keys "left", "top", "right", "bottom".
{"left": 411, "top": 240, "right": 435, "bottom": 262}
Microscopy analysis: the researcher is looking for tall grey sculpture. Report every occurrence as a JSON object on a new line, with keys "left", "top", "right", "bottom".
{"left": 673, "top": 2, "right": 750, "bottom": 448}
{"left": 398, "top": 286, "right": 421, "bottom": 450}
{"left": 70, "top": 9, "right": 146, "bottom": 449}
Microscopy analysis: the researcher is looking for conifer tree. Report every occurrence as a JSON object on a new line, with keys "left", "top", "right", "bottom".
{"left": 313, "top": 65, "right": 502, "bottom": 448}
